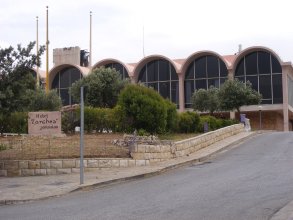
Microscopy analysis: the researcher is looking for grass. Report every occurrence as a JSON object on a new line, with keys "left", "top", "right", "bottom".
{"left": 158, "top": 133, "right": 200, "bottom": 141}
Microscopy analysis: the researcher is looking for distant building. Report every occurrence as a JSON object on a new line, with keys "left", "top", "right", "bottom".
{"left": 31, "top": 46, "right": 293, "bottom": 131}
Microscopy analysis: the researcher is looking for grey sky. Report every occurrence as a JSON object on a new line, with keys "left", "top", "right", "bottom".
{"left": 1, "top": 0, "right": 293, "bottom": 69}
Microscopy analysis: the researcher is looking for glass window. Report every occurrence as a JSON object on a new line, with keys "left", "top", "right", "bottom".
{"left": 60, "top": 69, "right": 70, "bottom": 88}
{"left": 258, "top": 51, "right": 271, "bottom": 74}
{"left": 171, "top": 81, "right": 179, "bottom": 105}
{"left": 52, "top": 73, "right": 60, "bottom": 89}
{"left": 272, "top": 56, "right": 282, "bottom": 73}
{"left": 194, "top": 57, "right": 206, "bottom": 78}
{"left": 220, "top": 60, "right": 228, "bottom": 77}
{"left": 207, "top": 56, "right": 219, "bottom": 78}
{"left": 60, "top": 89, "right": 69, "bottom": 106}
{"left": 147, "top": 61, "right": 158, "bottom": 82}
{"left": 208, "top": 79, "right": 220, "bottom": 88}
{"left": 245, "top": 52, "right": 258, "bottom": 75}
{"left": 148, "top": 82, "right": 158, "bottom": 91}
{"left": 246, "top": 75, "right": 258, "bottom": 92}
{"left": 235, "top": 59, "right": 244, "bottom": 76}
{"left": 159, "top": 81, "right": 170, "bottom": 99}
{"left": 272, "top": 74, "right": 283, "bottom": 103}
{"left": 171, "top": 65, "right": 178, "bottom": 81}
{"left": 71, "top": 69, "right": 82, "bottom": 83}
{"left": 259, "top": 75, "right": 272, "bottom": 100}
{"left": 185, "top": 63, "right": 194, "bottom": 79}
{"left": 195, "top": 79, "right": 207, "bottom": 90}
{"left": 159, "top": 60, "right": 169, "bottom": 81}
{"left": 185, "top": 80, "right": 194, "bottom": 107}
{"left": 138, "top": 65, "right": 147, "bottom": 82}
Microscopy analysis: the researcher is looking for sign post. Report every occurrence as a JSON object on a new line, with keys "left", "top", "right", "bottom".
{"left": 80, "top": 86, "right": 84, "bottom": 185}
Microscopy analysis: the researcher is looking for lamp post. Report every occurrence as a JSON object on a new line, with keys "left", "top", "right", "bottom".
{"left": 258, "top": 105, "right": 262, "bottom": 131}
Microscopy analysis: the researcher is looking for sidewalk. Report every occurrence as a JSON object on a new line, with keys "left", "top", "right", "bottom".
{"left": 0, "top": 131, "right": 255, "bottom": 205}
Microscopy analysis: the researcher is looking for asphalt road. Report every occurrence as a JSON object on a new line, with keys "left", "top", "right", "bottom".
{"left": 1, "top": 132, "right": 293, "bottom": 220}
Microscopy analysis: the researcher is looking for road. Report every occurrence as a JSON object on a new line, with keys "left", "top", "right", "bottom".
{"left": 1, "top": 132, "right": 293, "bottom": 220}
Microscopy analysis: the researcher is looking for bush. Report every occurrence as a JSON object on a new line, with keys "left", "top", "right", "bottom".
{"left": 197, "top": 116, "right": 238, "bottom": 132}
{"left": 61, "top": 111, "right": 78, "bottom": 133}
{"left": 117, "top": 84, "right": 167, "bottom": 134}
{"left": 7, "top": 112, "right": 28, "bottom": 134}
{"left": 178, "top": 111, "right": 200, "bottom": 133}
{"left": 164, "top": 99, "right": 179, "bottom": 132}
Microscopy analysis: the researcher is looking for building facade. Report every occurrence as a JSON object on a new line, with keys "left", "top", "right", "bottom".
{"left": 34, "top": 46, "right": 293, "bottom": 131}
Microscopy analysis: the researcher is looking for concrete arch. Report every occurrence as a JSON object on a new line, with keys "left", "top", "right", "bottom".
{"left": 92, "top": 58, "right": 133, "bottom": 77}
{"left": 181, "top": 50, "right": 229, "bottom": 79}
{"left": 232, "top": 46, "right": 283, "bottom": 73}
{"left": 133, "top": 55, "right": 181, "bottom": 83}
{"left": 49, "top": 64, "right": 90, "bottom": 89}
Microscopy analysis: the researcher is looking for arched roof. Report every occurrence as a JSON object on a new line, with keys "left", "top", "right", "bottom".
{"left": 49, "top": 64, "right": 90, "bottom": 89}
{"left": 181, "top": 50, "right": 230, "bottom": 78}
{"left": 232, "top": 46, "right": 283, "bottom": 73}
{"left": 92, "top": 58, "right": 133, "bottom": 77}
{"left": 133, "top": 55, "right": 181, "bottom": 82}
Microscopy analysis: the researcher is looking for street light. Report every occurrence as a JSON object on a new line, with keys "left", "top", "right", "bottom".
{"left": 258, "top": 105, "right": 262, "bottom": 131}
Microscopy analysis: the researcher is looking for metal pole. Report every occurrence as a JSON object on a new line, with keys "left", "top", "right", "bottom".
{"left": 36, "top": 16, "right": 39, "bottom": 88}
{"left": 80, "top": 86, "right": 84, "bottom": 184}
{"left": 89, "top": 11, "right": 92, "bottom": 68}
{"left": 45, "top": 6, "right": 49, "bottom": 93}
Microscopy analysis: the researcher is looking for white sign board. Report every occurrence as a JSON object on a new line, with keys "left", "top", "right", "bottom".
{"left": 28, "top": 111, "right": 61, "bottom": 136}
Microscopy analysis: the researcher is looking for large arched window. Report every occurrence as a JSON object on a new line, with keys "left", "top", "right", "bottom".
{"left": 184, "top": 55, "right": 228, "bottom": 108}
{"left": 138, "top": 59, "right": 179, "bottom": 107}
{"left": 104, "top": 62, "right": 129, "bottom": 79}
{"left": 235, "top": 51, "right": 282, "bottom": 104}
{"left": 51, "top": 67, "right": 82, "bottom": 106}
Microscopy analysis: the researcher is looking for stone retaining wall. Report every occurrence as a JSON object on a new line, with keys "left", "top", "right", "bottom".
{"left": 130, "top": 124, "right": 244, "bottom": 162}
{"left": 0, "top": 158, "right": 149, "bottom": 177}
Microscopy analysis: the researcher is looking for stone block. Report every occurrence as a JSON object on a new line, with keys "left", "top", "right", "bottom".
{"left": 47, "top": 169, "right": 57, "bottom": 175}
{"left": 71, "top": 168, "right": 80, "bottom": 173}
{"left": 131, "top": 153, "right": 145, "bottom": 160}
{"left": 56, "top": 168, "right": 72, "bottom": 175}
{"left": 21, "top": 169, "right": 35, "bottom": 176}
{"left": 0, "top": 170, "right": 7, "bottom": 177}
{"left": 4, "top": 161, "right": 19, "bottom": 170}
{"left": 76, "top": 159, "right": 88, "bottom": 168}
{"left": 7, "top": 169, "right": 21, "bottom": 177}
{"left": 150, "top": 159, "right": 160, "bottom": 163}
{"left": 145, "top": 160, "right": 150, "bottom": 166}
{"left": 84, "top": 168, "right": 98, "bottom": 172}
{"left": 62, "top": 160, "right": 76, "bottom": 168}
{"left": 148, "top": 145, "right": 161, "bottom": 153}
{"left": 119, "top": 159, "right": 128, "bottom": 167}
{"left": 40, "top": 161, "right": 51, "bottom": 169}
{"left": 35, "top": 169, "right": 47, "bottom": 176}
{"left": 128, "top": 159, "right": 135, "bottom": 167}
{"left": 50, "top": 160, "right": 62, "bottom": 169}
{"left": 0, "top": 161, "right": 4, "bottom": 169}
{"left": 136, "top": 145, "right": 146, "bottom": 153}
{"left": 19, "top": 161, "right": 29, "bottom": 169}
{"left": 87, "top": 159, "right": 99, "bottom": 168}
{"left": 160, "top": 145, "right": 171, "bottom": 152}
{"left": 99, "top": 159, "right": 111, "bottom": 168}
{"left": 112, "top": 160, "right": 120, "bottom": 167}
{"left": 28, "top": 161, "right": 40, "bottom": 169}
{"left": 135, "top": 160, "right": 146, "bottom": 166}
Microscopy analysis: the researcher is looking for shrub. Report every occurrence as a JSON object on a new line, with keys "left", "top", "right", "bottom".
{"left": 197, "top": 116, "right": 238, "bottom": 132}
{"left": 164, "top": 99, "right": 179, "bottom": 132}
{"left": 178, "top": 111, "right": 200, "bottom": 133}
{"left": 61, "top": 110, "right": 79, "bottom": 133}
{"left": 117, "top": 84, "right": 167, "bottom": 134}
{"left": 7, "top": 112, "right": 28, "bottom": 134}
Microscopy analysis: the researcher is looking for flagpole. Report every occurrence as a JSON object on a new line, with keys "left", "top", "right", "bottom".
{"left": 36, "top": 16, "right": 39, "bottom": 88}
{"left": 89, "top": 11, "right": 92, "bottom": 68}
{"left": 45, "top": 6, "right": 49, "bottom": 92}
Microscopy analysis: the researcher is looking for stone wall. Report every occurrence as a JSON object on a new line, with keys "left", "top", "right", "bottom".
{"left": 0, "top": 158, "right": 149, "bottom": 177}
{"left": 130, "top": 124, "right": 245, "bottom": 162}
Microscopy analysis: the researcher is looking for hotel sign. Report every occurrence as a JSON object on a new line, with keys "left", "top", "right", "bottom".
{"left": 28, "top": 111, "right": 61, "bottom": 135}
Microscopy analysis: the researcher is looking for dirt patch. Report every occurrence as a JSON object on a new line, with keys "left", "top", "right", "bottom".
{"left": 0, "top": 133, "right": 130, "bottom": 160}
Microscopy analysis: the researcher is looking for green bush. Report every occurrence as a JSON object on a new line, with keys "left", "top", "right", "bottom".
{"left": 178, "top": 111, "right": 200, "bottom": 133}
{"left": 7, "top": 112, "right": 28, "bottom": 134}
{"left": 117, "top": 84, "right": 167, "bottom": 134}
{"left": 165, "top": 99, "right": 179, "bottom": 133}
{"left": 61, "top": 111, "right": 79, "bottom": 133}
{"left": 197, "top": 116, "right": 238, "bottom": 132}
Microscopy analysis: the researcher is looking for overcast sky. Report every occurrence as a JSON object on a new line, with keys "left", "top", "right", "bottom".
{"left": 1, "top": 0, "right": 293, "bottom": 69}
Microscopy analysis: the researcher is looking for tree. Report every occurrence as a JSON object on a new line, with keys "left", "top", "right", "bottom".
{"left": 70, "top": 67, "right": 129, "bottom": 108}
{"left": 0, "top": 42, "right": 45, "bottom": 133}
{"left": 218, "top": 79, "right": 262, "bottom": 113}
{"left": 27, "top": 89, "right": 62, "bottom": 111}
{"left": 117, "top": 84, "right": 168, "bottom": 133}
{"left": 192, "top": 86, "right": 219, "bottom": 115}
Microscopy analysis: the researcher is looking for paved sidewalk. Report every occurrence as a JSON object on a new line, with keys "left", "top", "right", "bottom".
{"left": 0, "top": 131, "right": 255, "bottom": 205}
